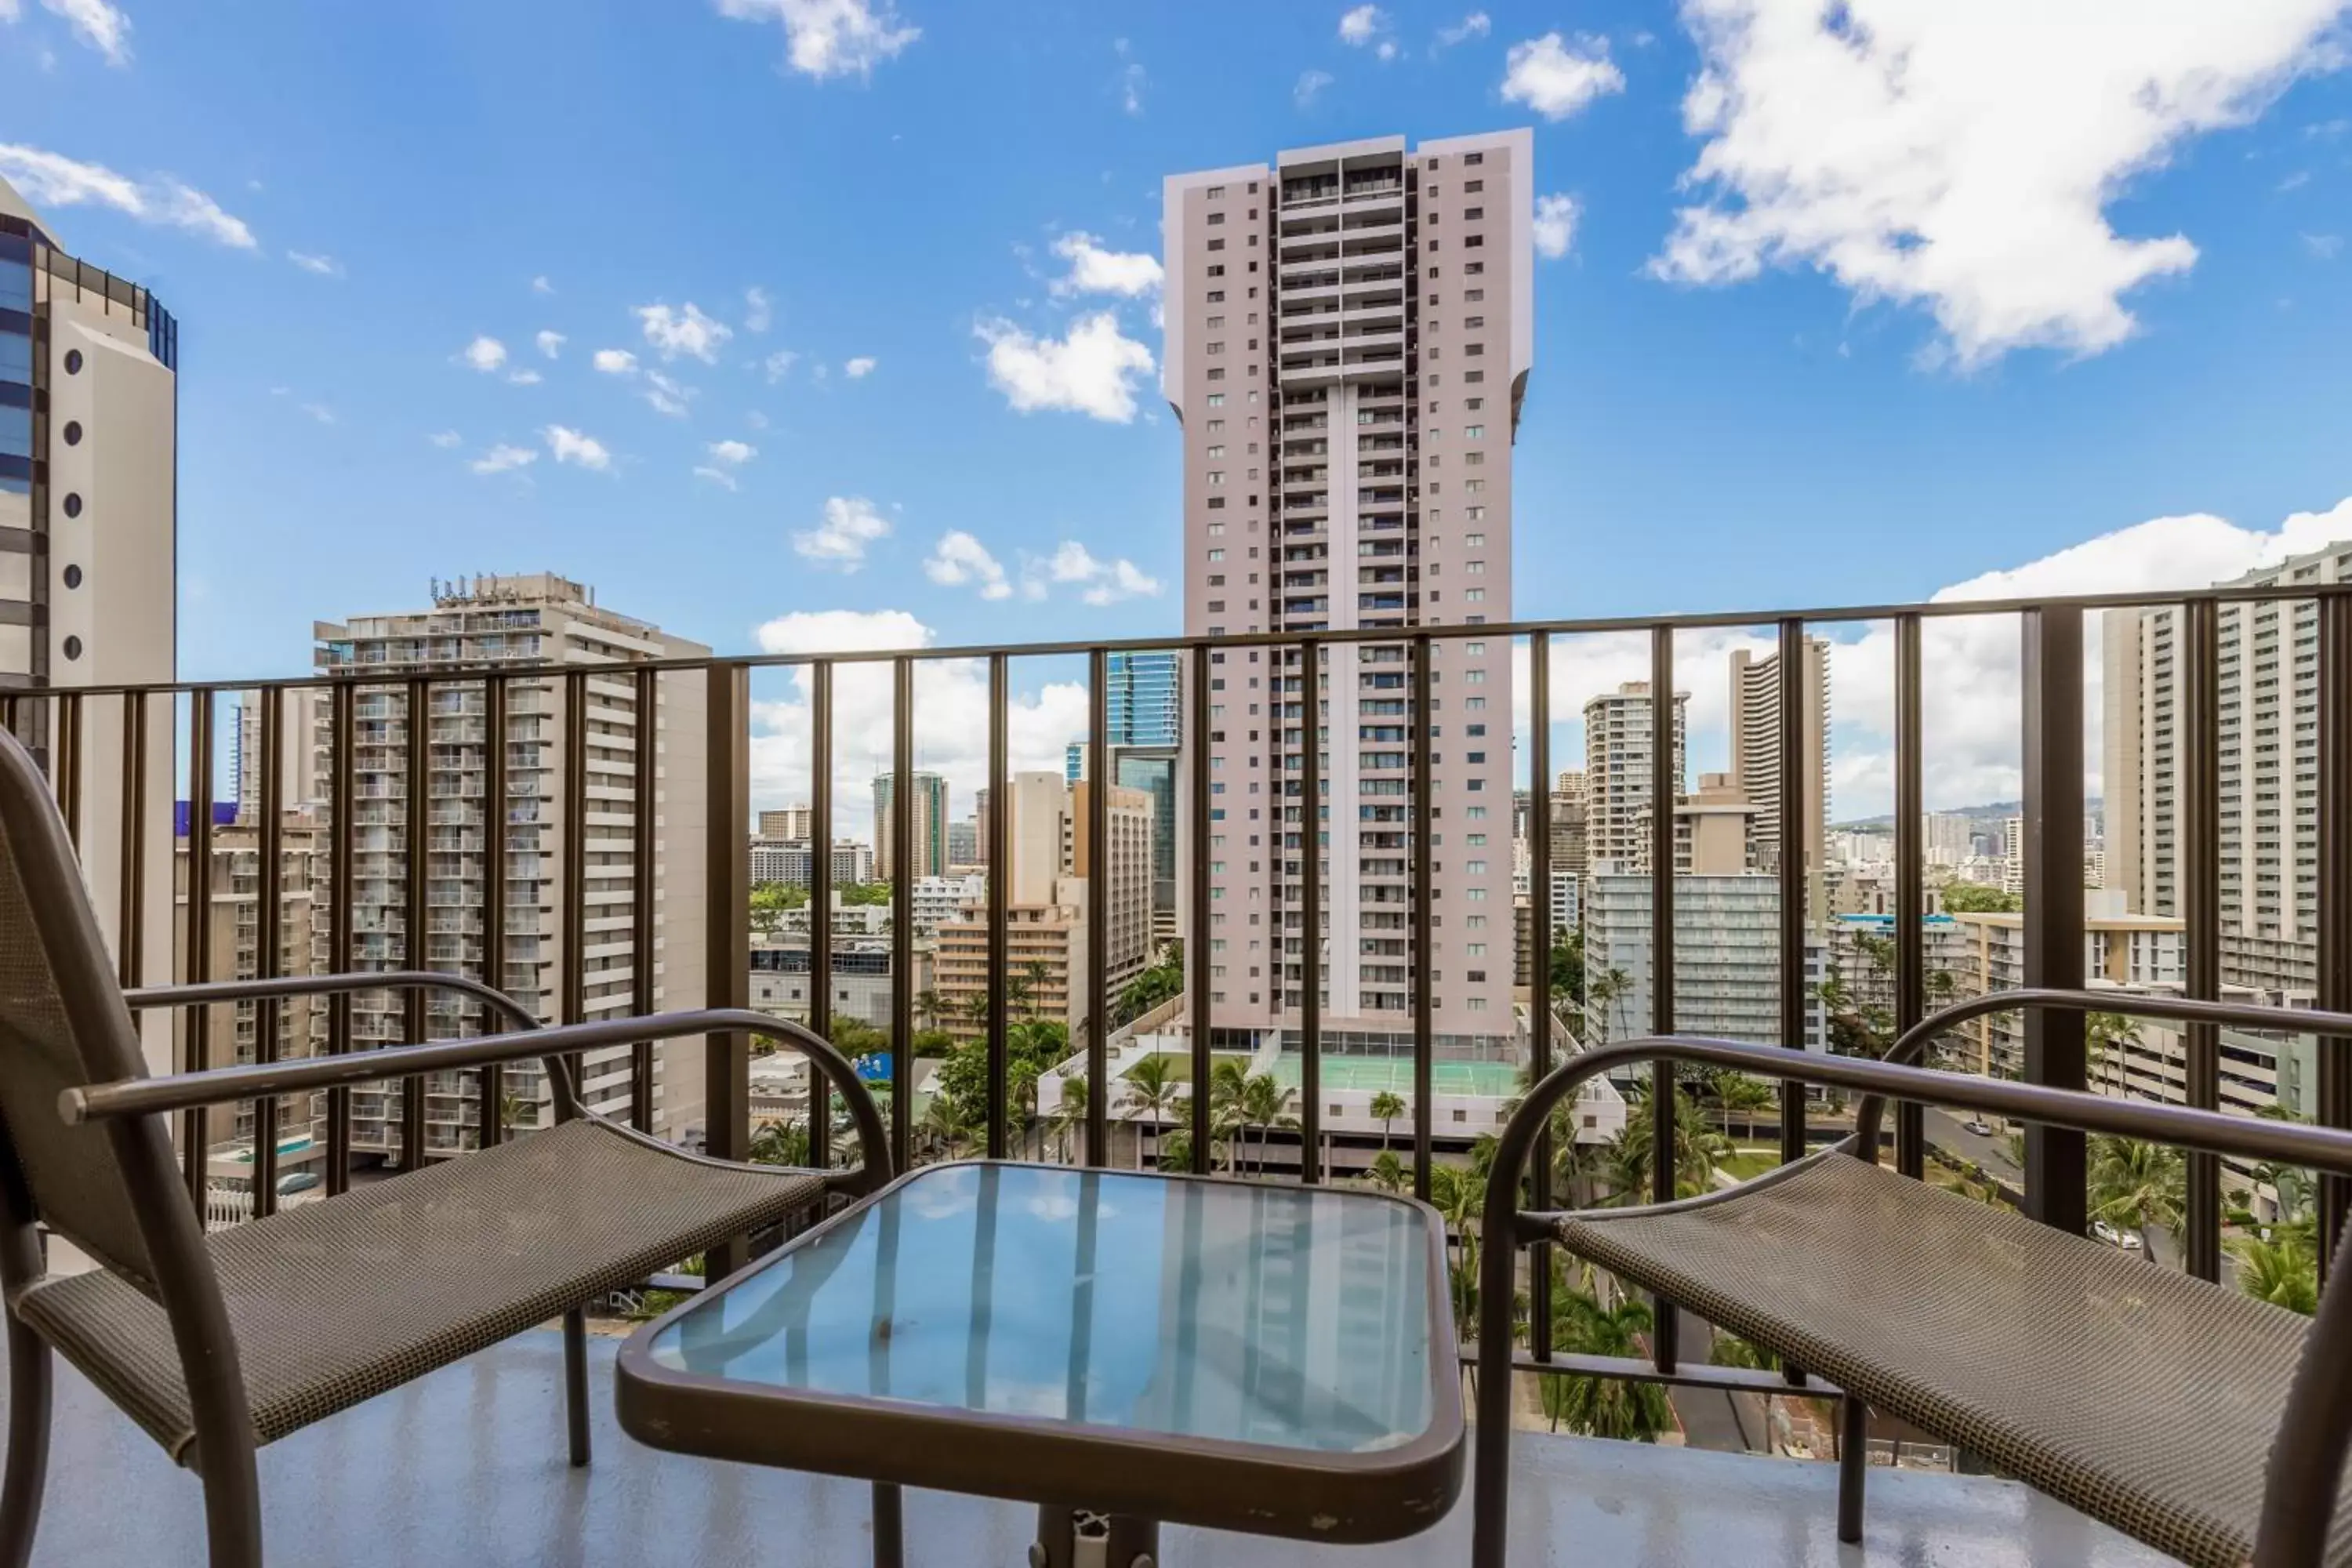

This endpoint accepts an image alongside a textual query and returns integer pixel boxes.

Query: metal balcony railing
[11,583,2352,1435]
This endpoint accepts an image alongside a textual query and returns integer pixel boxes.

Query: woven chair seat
[19,1118,825,1465]
[1554,1149,2347,1568]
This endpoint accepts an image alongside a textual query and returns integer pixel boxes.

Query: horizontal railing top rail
[35,581,2352,698]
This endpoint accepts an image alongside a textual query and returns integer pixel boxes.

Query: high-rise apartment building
[758,805,815,841]
[1549,769,1588,878]
[873,769,948,882]
[2105,542,2352,999]
[1,176,178,1056]
[313,574,710,1153]
[1729,638,1831,886]
[1108,651,1183,748]
[1067,778,1158,999]
[748,837,873,888]
[1166,130,1532,1054]
[1584,682,1688,873]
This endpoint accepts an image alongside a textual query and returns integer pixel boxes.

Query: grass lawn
[1714,1146,1782,1183]
[1118,1050,1250,1083]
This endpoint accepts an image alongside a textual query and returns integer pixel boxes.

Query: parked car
[1962,1118,1994,1136]
[276,1170,323,1196]
[2091,1218,2143,1250]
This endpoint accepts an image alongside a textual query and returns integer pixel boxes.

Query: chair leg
[0,1317,50,1568]
[198,1428,263,1568]
[563,1307,591,1468]
[1836,1394,1868,1545]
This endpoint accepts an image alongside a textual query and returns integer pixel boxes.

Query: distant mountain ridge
[1831,798,2102,832]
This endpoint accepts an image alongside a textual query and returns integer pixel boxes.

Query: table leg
[872,1482,903,1568]
[1031,1505,1161,1568]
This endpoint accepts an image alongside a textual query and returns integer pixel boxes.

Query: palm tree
[2085,1011,2143,1097]
[1021,959,1052,1020]
[2088,1134,2184,1258]
[1426,1162,1488,1324]
[1239,1073,1300,1176]
[1048,1073,1090,1163]
[2234,1231,2318,1315]
[1585,968,1622,1044]
[1157,1124,1192,1173]
[1607,1084,1731,1201]
[1369,1090,1407,1150]
[748,1116,809,1168]
[1125,1052,1183,1168]
[1366,1149,1406,1192]
[1541,1292,1673,1440]
[917,1094,974,1160]
[1714,1074,1776,1141]
[1207,1057,1250,1172]
[913,988,946,1032]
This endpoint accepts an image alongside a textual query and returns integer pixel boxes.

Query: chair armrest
[62,1008,895,1194]
[125,970,540,1033]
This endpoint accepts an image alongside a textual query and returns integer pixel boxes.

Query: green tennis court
[1268,1056,1519,1098]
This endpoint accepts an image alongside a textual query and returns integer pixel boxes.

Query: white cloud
[38,0,129,64]
[693,465,739,491]
[793,495,892,570]
[593,348,638,375]
[1338,4,1385,45]
[535,329,566,358]
[1501,31,1627,121]
[642,369,695,417]
[0,145,256,247]
[1049,231,1164,298]
[1434,11,1490,49]
[763,348,800,383]
[1114,38,1146,114]
[287,251,343,276]
[707,438,757,465]
[924,530,1014,600]
[470,443,538,475]
[541,425,613,471]
[636,301,735,363]
[2304,233,2344,260]
[1651,0,2347,368]
[746,609,1091,838]
[427,430,463,448]
[458,336,508,373]
[506,368,543,386]
[743,286,775,333]
[745,409,771,430]
[975,312,1155,423]
[532,274,555,294]
[1294,68,1334,107]
[2278,169,2314,193]
[843,355,877,379]
[1532,193,1581,260]
[1376,39,1399,60]
[714,0,920,80]
[300,402,335,426]
[1032,540,1163,605]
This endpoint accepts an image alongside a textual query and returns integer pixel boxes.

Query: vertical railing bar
[1189,644,1213,1174]
[325,682,352,1194]
[809,661,834,1171]
[562,669,590,1125]
[118,690,147,996]
[56,691,80,851]
[891,656,915,1174]
[630,668,657,1133]
[253,688,284,1220]
[1300,641,1323,1185]
[482,677,508,1145]
[1410,633,1433,1203]
[1893,615,1925,1177]
[1086,646,1109,1168]
[183,690,215,1202]
[1527,630,1554,1361]
[986,655,1011,1158]
[704,662,752,1276]
[2020,606,2088,1236]
[2182,597,2223,1283]
[2318,597,2352,1277]
[401,676,429,1167]
[1648,626,1679,1372]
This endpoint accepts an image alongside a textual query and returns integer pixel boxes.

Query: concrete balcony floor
[15,1330,2170,1567]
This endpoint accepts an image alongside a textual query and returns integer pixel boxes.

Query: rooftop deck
[21,1329,2164,1568]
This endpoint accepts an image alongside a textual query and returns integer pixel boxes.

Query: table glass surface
[645,1163,1440,1454]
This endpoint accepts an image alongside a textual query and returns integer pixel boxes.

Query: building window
[1208,212,1226,226]
[1206,445,1225,459]
[1465,208,1484,221]
[1465,180,1483,194]
[1205,316,1225,330]
[1207,185,1225,198]
[1464,151,1483,165]
[1206,290,1225,304]
[1206,394,1225,407]
[1207,238,1225,252]
[1465,424,1484,440]
[1465,261,1485,275]
[1207,368,1225,382]
[1206,342,1225,355]
[1207,497,1226,510]
[1207,264,1225,278]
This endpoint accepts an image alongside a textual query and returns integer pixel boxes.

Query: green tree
[1238,1072,1301,1175]
[1365,1149,1406,1192]
[748,1116,808,1168]
[2088,1134,2184,1258]
[749,881,808,936]
[2234,1230,2318,1315]
[1157,1123,1192,1173]
[1541,1291,1674,1440]
[840,881,892,907]
[1369,1090,1407,1150]
[1939,881,2022,914]
[1113,946,1185,1026]
[1711,1074,1777,1140]
[1604,1084,1731,1202]
[1549,927,1586,1007]
[1427,1160,1488,1326]
[920,1093,975,1160]
[1020,959,1053,1020]
[913,988,946,1031]
[911,1027,955,1058]
[2085,1011,2143,1097]
[1125,1052,1184,1168]
[1048,1073,1090,1163]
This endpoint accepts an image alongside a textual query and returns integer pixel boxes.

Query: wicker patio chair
[0,726,894,1567]
[1470,1000,2352,1568]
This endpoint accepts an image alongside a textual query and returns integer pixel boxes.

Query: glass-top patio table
[616,1161,1463,1567]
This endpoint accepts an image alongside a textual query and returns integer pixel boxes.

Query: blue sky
[4,0,2350,818]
